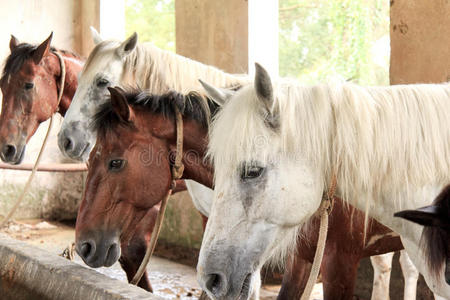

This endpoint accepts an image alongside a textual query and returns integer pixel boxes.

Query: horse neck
[50,51,84,116]
[145,113,213,188]
[179,119,214,188]
[128,44,245,94]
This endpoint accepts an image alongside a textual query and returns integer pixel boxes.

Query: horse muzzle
[197,248,257,300]
[76,234,121,268]
[0,143,26,165]
[58,125,92,161]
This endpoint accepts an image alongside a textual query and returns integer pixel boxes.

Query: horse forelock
[79,41,119,79]
[1,43,36,82]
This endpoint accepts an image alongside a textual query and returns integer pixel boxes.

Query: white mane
[209,80,450,208]
[84,40,246,93]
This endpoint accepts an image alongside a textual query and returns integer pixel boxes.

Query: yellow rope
[300,174,336,300]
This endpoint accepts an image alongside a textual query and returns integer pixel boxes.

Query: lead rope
[0,51,66,228]
[300,174,336,300]
[131,104,184,285]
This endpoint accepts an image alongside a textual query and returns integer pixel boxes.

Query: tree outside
[125,0,389,85]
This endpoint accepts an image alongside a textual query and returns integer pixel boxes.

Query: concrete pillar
[390,0,450,84]
[74,0,100,57]
[175,0,278,76]
[175,0,249,74]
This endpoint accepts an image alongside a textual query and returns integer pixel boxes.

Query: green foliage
[279,0,390,85]
[125,0,389,85]
[125,0,175,52]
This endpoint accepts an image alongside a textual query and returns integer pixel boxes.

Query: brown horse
[0,34,188,292]
[76,87,404,299]
[0,33,78,163]
[395,185,450,285]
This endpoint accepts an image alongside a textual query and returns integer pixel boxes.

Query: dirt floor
[0,219,324,300]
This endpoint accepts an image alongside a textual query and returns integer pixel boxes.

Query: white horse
[58,29,241,161]
[59,30,421,299]
[199,63,450,299]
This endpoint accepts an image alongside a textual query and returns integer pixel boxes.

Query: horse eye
[241,166,264,180]
[96,78,109,88]
[108,159,126,172]
[24,82,34,90]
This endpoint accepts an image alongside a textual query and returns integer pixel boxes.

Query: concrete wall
[0,1,100,221]
[390,0,450,84]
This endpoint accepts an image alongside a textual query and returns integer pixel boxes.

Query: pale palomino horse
[58,30,419,299]
[199,63,450,299]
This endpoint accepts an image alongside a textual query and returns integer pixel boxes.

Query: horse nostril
[3,144,16,159]
[79,241,93,260]
[205,273,225,297]
[63,137,73,152]
[104,242,120,267]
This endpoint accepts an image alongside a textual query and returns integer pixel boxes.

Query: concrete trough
[0,234,162,300]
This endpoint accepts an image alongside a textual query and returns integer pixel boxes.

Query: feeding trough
[0,234,162,300]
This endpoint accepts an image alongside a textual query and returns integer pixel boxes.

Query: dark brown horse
[0,34,187,292]
[76,87,404,299]
[395,185,450,285]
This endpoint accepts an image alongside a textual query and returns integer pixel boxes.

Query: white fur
[201,71,450,298]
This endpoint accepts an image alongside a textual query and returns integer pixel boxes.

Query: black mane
[1,42,79,83]
[92,89,220,134]
[422,184,450,278]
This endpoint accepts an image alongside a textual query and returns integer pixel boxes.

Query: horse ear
[116,32,138,58]
[199,79,234,106]
[33,32,53,64]
[394,205,445,227]
[9,35,19,51]
[254,63,274,112]
[90,26,103,45]
[108,87,133,122]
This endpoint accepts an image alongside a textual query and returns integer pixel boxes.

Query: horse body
[200,64,450,299]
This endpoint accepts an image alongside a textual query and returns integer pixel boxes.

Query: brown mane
[92,89,219,135]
